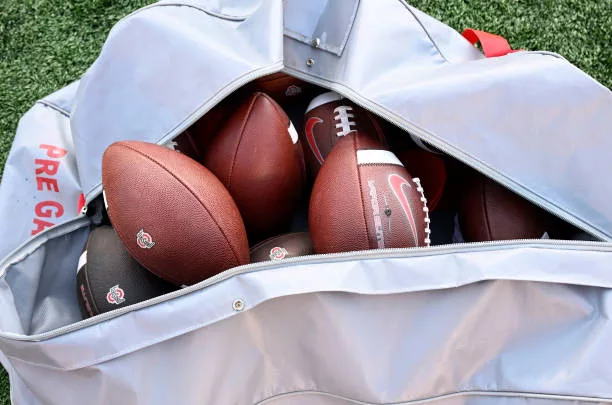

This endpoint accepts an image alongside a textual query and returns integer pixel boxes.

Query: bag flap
[282,0,612,239]
[0,81,82,259]
[1,241,612,404]
[70,0,283,201]
[361,52,612,240]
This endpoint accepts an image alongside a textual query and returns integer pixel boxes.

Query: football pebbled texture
[202,92,306,243]
[76,225,177,318]
[302,91,386,179]
[250,232,314,263]
[458,172,561,242]
[102,140,250,286]
[309,133,431,254]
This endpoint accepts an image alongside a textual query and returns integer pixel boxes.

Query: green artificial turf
[409,0,611,89]
[0,0,609,402]
[0,1,155,401]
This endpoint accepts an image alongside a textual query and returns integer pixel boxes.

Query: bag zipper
[282,65,610,242]
[3,231,612,342]
[3,67,610,340]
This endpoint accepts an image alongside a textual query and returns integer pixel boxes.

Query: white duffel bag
[0,1,611,404]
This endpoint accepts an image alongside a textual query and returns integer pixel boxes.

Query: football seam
[354,137,372,250]
[412,177,431,246]
[357,163,403,167]
[264,92,291,126]
[226,94,261,192]
[114,143,244,269]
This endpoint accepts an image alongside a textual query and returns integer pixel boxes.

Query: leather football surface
[458,173,560,241]
[309,133,431,254]
[76,225,176,318]
[102,140,250,286]
[202,92,306,244]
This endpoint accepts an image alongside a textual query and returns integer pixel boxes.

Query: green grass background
[0,0,609,402]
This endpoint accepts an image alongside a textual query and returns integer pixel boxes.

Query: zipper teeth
[282,66,610,242]
[16,237,612,341]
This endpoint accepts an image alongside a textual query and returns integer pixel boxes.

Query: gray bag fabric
[1,1,611,404]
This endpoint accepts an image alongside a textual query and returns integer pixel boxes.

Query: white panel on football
[305,91,344,112]
[287,121,299,144]
[102,189,109,211]
[356,149,403,167]
[77,251,87,274]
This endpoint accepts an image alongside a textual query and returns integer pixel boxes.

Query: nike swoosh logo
[305,117,325,164]
[388,173,418,246]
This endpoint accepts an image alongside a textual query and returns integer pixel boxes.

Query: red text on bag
[31,144,68,235]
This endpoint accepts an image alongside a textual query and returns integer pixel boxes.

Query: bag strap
[462,28,520,58]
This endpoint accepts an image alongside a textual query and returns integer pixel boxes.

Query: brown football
[165,92,244,161]
[102,141,250,286]
[458,172,562,241]
[202,92,306,243]
[302,91,386,179]
[249,232,314,263]
[77,226,177,318]
[309,133,431,254]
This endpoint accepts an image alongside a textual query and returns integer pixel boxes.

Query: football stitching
[265,92,291,127]
[412,177,431,246]
[114,143,244,273]
[227,94,260,192]
[334,105,357,137]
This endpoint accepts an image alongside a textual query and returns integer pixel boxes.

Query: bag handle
[462,28,520,58]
